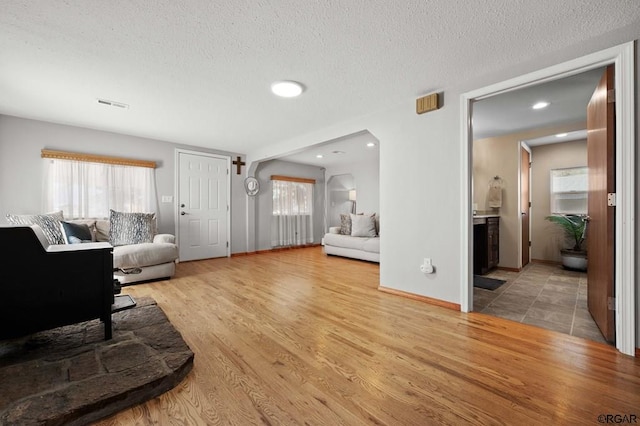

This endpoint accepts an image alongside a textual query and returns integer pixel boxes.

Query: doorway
[175,149,231,261]
[460,42,636,356]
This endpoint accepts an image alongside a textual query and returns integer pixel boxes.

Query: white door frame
[460,42,636,356]
[175,148,231,258]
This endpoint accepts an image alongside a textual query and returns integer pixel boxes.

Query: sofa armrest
[47,242,113,253]
[328,226,341,234]
[154,234,176,244]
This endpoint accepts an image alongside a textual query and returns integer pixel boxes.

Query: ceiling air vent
[97,98,129,109]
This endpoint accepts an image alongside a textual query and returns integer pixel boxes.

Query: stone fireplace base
[0,296,194,425]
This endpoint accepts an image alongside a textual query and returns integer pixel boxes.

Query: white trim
[174,148,232,258]
[613,43,636,357]
[460,41,636,356]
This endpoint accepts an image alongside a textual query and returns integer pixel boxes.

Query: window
[272,180,313,215]
[42,150,157,218]
[550,167,587,214]
[271,176,315,247]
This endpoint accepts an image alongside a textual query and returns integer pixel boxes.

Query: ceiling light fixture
[271,81,304,98]
[316,154,323,159]
[366,142,376,147]
[556,133,568,138]
[532,101,550,110]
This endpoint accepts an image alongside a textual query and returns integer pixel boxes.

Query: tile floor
[473,262,609,345]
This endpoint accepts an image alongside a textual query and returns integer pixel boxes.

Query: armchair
[0,225,115,340]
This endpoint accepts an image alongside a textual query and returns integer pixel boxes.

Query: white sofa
[323,213,380,263]
[6,211,179,285]
[323,230,380,262]
[72,218,179,285]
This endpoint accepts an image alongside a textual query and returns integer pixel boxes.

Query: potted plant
[545,214,587,271]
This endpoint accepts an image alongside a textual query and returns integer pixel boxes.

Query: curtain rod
[41,149,156,169]
[271,175,316,184]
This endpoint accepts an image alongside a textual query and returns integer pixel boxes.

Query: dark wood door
[520,147,530,268]
[587,65,615,343]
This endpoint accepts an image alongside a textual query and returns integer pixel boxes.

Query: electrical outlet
[420,258,434,274]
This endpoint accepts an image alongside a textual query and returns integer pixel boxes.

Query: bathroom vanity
[473,214,499,275]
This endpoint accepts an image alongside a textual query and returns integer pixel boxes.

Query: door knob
[181,211,187,215]
[180,203,185,208]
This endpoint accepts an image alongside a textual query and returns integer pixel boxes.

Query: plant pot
[560,249,587,271]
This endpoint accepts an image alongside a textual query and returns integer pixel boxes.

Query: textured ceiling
[1,1,639,157]
[472,67,605,140]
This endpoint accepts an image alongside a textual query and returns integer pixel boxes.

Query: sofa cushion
[323,233,380,254]
[109,210,156,246]
[339,214,352,235]
[60,221,93,244]
[66,219,98,241]
[362,236,380,253]
[6,211,65,245]
[95,220,110,242]
[113,242,178,269]
[350,213,377,237]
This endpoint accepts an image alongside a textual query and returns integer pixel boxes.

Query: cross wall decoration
[232,156,246,175]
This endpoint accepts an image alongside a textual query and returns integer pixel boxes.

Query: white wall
[326,174,355,229]
[0,115,248,253]
[325,158,380,229]
[253,159,325,251]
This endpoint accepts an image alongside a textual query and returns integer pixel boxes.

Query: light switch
[161,195,173,203]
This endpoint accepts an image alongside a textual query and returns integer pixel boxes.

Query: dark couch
[0,226,115,340]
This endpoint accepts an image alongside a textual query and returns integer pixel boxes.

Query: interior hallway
[473,262,608,345]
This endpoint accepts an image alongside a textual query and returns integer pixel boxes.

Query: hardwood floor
[95,247,640,425]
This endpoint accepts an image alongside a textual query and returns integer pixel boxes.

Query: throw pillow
[340,213,352,235]
[6,211,66,245]
[60,221,93,244]
[350,213,377,237]
[109,210,156,247]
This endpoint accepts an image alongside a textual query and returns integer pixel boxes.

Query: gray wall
[0,115,248,253]
[325,158,380,229]
[326,174,355,229]
[254,159,325,251]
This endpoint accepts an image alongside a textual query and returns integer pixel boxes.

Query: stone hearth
[0,296,194,425]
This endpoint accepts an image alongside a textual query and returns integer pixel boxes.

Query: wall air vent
[97,99,129,109]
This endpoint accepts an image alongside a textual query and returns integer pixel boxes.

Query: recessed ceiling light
[556,133,568,138]
[366,142,376,147]
[532,101,550,110]
[316,154,323,158]
[271,81,304,98]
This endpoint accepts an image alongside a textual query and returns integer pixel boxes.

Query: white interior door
[177,151,229,261]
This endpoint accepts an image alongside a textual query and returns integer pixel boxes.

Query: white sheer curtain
[42,158,157,218]
[271,179,314,247]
